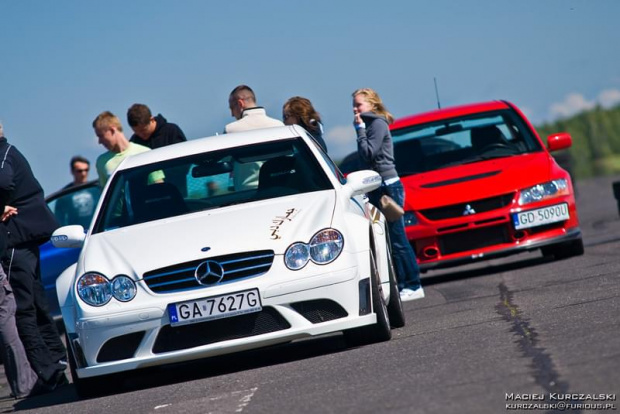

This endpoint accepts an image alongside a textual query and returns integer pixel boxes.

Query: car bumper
[68,261,375,379]
[417,226,582,271]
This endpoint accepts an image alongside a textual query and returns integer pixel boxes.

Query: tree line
[536,104,620,180]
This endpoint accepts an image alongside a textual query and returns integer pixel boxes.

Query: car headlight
[284,229,344,270]
[77,273,112,307]
[518,179,568,205]
[284,242,310,270]
[111,275,137,302]
[309,229,344,264]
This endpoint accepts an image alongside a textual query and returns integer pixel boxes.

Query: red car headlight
[518,179,569,205]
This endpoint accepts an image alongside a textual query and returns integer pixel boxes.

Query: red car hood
[401,152,554,210]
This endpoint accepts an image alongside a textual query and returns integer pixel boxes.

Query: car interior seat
[130,182,188,224]
[470,125,510,152]
[258,156,299,196]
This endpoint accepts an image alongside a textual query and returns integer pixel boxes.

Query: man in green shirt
[92,111,164,187]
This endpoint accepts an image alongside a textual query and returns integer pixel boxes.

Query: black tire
[66,334,122,399]
[386,253,406,328]
[541,237,585,260]
[344,252,392,347]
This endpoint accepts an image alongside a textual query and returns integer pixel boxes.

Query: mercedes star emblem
[194,260,225,286]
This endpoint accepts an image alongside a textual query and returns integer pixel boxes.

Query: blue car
[41,180,102,317]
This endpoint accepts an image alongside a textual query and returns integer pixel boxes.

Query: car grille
[439,225,510,255]
[290,299,348,323]
[419,193,514,221]
[152,307,290,353]
[143,250,274,293]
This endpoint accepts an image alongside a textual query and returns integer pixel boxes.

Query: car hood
[81,191,336,276]
[402,152,553,210]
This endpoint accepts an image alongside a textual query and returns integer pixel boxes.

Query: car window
[47,184,102,228]
[391,109,543,176]
[93,137,334,233]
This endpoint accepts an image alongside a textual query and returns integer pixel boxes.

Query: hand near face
[353,111,363,126]
[352,94,371,126]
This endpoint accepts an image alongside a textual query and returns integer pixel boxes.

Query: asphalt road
[1,175,618,414]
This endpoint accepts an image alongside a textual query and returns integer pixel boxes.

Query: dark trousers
[3,245,66,383]
[368,180,421,291]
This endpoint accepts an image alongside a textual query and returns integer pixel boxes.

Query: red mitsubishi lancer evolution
[387,100,583,270]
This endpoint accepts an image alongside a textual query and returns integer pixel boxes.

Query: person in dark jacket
[127,103,188,194]
[0,124,68,390]
[352,88,424,302]
[282,96,328,153]
[127,103,187,149]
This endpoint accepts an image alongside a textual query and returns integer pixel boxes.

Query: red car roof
[390,100,513,130]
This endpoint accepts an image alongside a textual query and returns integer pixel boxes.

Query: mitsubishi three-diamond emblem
[463,204,476,216]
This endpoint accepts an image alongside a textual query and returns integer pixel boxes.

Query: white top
[224,107,285,189]
[224,107,284,134]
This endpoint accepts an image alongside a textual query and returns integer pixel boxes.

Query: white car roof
[117,125,309,171]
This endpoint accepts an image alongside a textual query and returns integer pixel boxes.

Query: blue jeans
[368,180,421,291]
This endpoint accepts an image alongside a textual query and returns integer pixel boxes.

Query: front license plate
[512,203,570,230]
[168,288,261,327]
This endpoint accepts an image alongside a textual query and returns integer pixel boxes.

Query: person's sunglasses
[74,168,89,173]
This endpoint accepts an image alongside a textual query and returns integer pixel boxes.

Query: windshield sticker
[270,208,299,240]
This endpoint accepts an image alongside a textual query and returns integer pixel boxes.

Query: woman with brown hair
[352,88,424,301]
[282,96,328,153]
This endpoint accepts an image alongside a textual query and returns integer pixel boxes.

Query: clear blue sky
[1,0,618,195]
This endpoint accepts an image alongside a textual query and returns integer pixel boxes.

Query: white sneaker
[400,287,425,302]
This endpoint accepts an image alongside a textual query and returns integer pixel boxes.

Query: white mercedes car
[52,126,405,397]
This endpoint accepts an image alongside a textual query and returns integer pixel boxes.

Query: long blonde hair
[352,88,394,124]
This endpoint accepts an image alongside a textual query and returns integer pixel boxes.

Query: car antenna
[434,77,442,109]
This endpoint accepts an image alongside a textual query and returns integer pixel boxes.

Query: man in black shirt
[127,103,189,194]
[127,103,187,149]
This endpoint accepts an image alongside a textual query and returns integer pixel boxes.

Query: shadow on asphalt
[420,255,553,287]
[12,334,349,409]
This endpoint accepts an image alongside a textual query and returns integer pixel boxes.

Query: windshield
[92,137,333,233]
[391,109,543,176]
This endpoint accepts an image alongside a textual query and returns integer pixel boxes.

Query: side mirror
[547,132,572,152]
[51,225,86,248]
[344,170,381,197]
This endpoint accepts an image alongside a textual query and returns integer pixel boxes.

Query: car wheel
[541,237,585,260]
[344,252,392,346]
[66,334,123,399]
[386,253,405,328]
